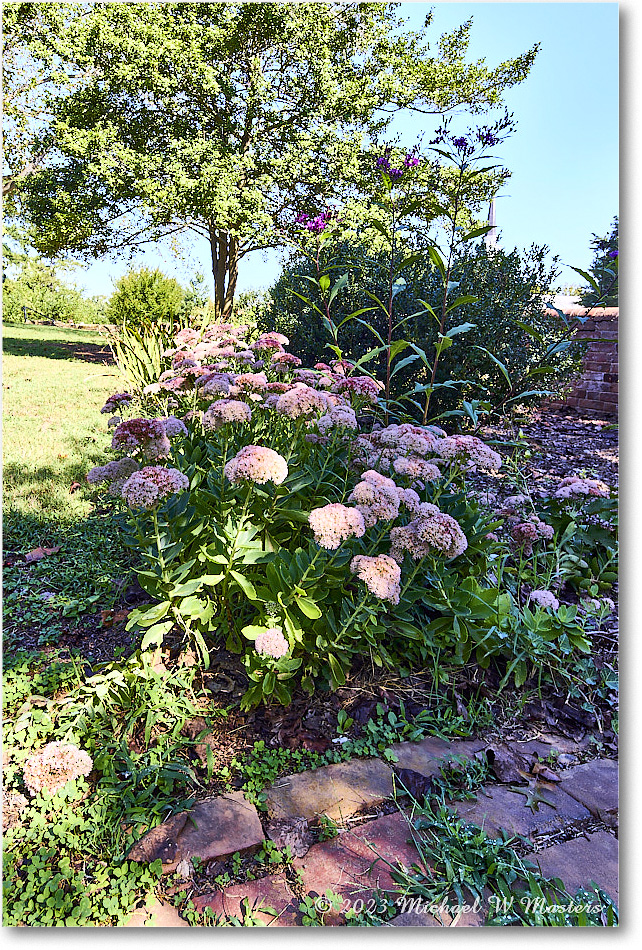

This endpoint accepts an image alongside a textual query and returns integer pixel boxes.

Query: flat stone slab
[265,758,393,822]
[293,812,426,922]
[390,737,487,777]
[194,873,299,926]
[558,758,618,818]
[125,897,189,927]
[128,792,264,873]
[389,903,484,927]
[451,783,590,838]
[534,831,618,906]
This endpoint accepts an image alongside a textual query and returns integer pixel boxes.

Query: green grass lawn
[3,322,136,645]
[3,322,125,542]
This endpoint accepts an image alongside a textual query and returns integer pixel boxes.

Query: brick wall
[546,306,618,417]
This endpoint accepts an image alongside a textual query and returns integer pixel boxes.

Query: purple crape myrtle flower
[387,167,403,181]
[608,249,619,259]
[403,153,420,168]
[376,156,391,170]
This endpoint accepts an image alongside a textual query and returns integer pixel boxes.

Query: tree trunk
[207,222,239,321]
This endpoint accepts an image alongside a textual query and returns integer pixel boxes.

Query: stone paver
[292,812,426,922]
[451,783,590,838]
[265,758,393,822]
[129,792,264,873]
[389,903,484,927]
[558,759,618,819]
[390,736,485,778]
[534,831,618,906]
[125,897,189,927]
[194,873,300,926]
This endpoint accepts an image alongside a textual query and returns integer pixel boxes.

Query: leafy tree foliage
[9,1,539,317]
[578,217,618,308]
[2,225,104,324]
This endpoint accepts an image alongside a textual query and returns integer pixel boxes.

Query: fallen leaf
[392,767,434,801]
[483,742,530,784]
[69,481,82,493]
[531,761,561,783]
[267,817,314,858]
[24,545,60,563]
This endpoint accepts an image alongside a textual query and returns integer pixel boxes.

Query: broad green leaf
[230,571,258,600]
[140,619,173,651]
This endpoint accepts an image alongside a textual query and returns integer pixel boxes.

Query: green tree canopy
[9,1,539,317]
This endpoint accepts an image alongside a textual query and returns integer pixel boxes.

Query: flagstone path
[125,734,618,927]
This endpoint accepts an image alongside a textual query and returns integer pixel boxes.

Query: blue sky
[71,1,619,300]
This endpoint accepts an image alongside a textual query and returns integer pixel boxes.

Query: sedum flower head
[23,741,93,797]
[554,476,611,500]
[275,384,330,419]
[254,626,289,658]
[529,589,560,611]
[308,503,366,549]
[112,418,171,460]
[351,554,401,604]
[121,466,189,510]
[203,399,252,429]
[435,434,502,472]
[224,445,288,485]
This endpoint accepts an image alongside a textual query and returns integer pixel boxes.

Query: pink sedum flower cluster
[553,476,611,500]
[351,554,401,604]
[317,405,358,433]
[112,418,171,460]
[23,741,93,797]
[308,503,366,550]
[348,470,401,527]
[435,434,502,472]
[510,516,554,555]
[121,466,189,509]
[275,384,330,419]
[224,445,288,485]
[529,589,560,611]
[390,503,468,561]
[100,392,133,414]
[254,626,290,658]
[203,399,252,429]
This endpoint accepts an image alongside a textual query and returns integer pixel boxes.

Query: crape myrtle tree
[8,1,539,319]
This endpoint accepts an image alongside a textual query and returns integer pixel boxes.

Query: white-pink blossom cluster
[528,589,560,611]
[351,554,401,604]
[390,505,468,561]
[392,456,442,481]
[112,418,171,460]
[162,416,188,438]
[23,742,93,797]
[271,352,302,370]
[275,384,330,419]
[334,376,383,404]
[510,516,554,555]
[376,423,441,457]
[254,626,290,658]
[203,399,252,429]
[435,434,502,472]
[317,405,358,433]
[224,445,288,485]
[348,470,401,527]
[100,392,133,414]
[553,476,611,500]
[308,503,366,550]
[121,466,189,509]
[198,373,232,397]
[231,371,268,393]
[87,456,139,486]
[252,332,289,352]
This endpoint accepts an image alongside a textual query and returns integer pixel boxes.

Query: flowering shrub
[23,742,93,797]
[88,320,617,705]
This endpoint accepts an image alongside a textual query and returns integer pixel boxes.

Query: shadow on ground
[2,336,114,364]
